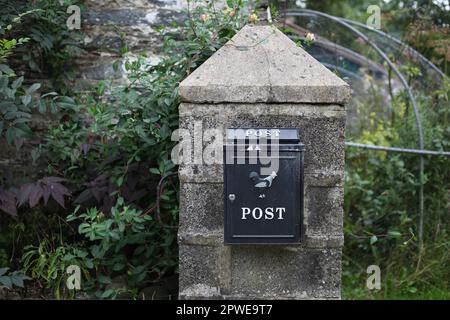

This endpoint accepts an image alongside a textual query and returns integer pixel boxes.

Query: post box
[224,128,305,244]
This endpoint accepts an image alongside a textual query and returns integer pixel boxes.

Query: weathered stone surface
[229,247,341,299]
[75,0,188,83]
[304,187,344,237]
[179,183,224,233]
[305,170,344,187]
[179,25,352,104]
[179,245,220,291]
[178,103,346,183]
[178,244,231,299]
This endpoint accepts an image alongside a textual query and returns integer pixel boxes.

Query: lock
[223,128,305,244]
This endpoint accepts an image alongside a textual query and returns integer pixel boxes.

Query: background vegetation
[0,0,448,299]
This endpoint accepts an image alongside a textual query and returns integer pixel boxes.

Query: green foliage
[0,0,85,92]
[0,267,30,289]
[67,198,175,298]
[343,76,450,298]
[0,5,80,150]
[21,239,88,298]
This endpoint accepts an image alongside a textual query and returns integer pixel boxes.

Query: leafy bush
[67,198,171,298]
[343,78,450,298]
[0,0,85,92]
[22,239,89,299]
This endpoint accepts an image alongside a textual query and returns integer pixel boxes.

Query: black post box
[224,128,305,244]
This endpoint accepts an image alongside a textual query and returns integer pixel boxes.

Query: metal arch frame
[345,142,450,156]
[279,8,445,250]
[341,18,447,80]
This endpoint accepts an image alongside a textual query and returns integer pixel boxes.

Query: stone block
[179,244,231,299]
[229,247,341,299]
[304,187,344,238]
[179,183,224,234]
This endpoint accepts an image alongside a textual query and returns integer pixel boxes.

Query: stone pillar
[177,25,351,299]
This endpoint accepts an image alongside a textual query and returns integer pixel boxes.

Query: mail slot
[224,128,305,244]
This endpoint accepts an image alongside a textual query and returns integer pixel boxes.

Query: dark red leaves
[17,176,71,210]
[0,188,17,216]
[28,184,43,207]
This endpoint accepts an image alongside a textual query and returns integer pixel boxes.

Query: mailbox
[224,128,305,244]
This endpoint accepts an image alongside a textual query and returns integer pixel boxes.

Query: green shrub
[343,78,450,299]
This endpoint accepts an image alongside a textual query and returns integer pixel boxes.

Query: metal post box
[224,128,305,244]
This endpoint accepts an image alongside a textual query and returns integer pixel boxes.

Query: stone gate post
[177,24,351,299]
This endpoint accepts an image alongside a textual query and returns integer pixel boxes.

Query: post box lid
[226,128,300,144]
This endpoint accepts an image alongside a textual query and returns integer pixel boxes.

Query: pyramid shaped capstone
[179,25,352,104]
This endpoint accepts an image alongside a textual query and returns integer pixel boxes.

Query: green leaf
[388,231,402,238]
[98,275,112,285]
[113,263,125,271]
[149,168,160,175]
[38,101,46,113]
[0,267,9,276]
[100,289,114,298]
[85,259,94,269]
[21,95,32,107]
[0,276,12,288]
[27,83,41,94]
[6,127,15,145]
[41,92,58,98]
[0,64,14,75]
[370,235,378,245]
[117,176,124,187]
[11,275,25,288]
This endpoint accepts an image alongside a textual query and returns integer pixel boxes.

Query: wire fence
[280,8,449,251]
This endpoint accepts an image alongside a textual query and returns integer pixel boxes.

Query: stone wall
[78,0,188,87]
